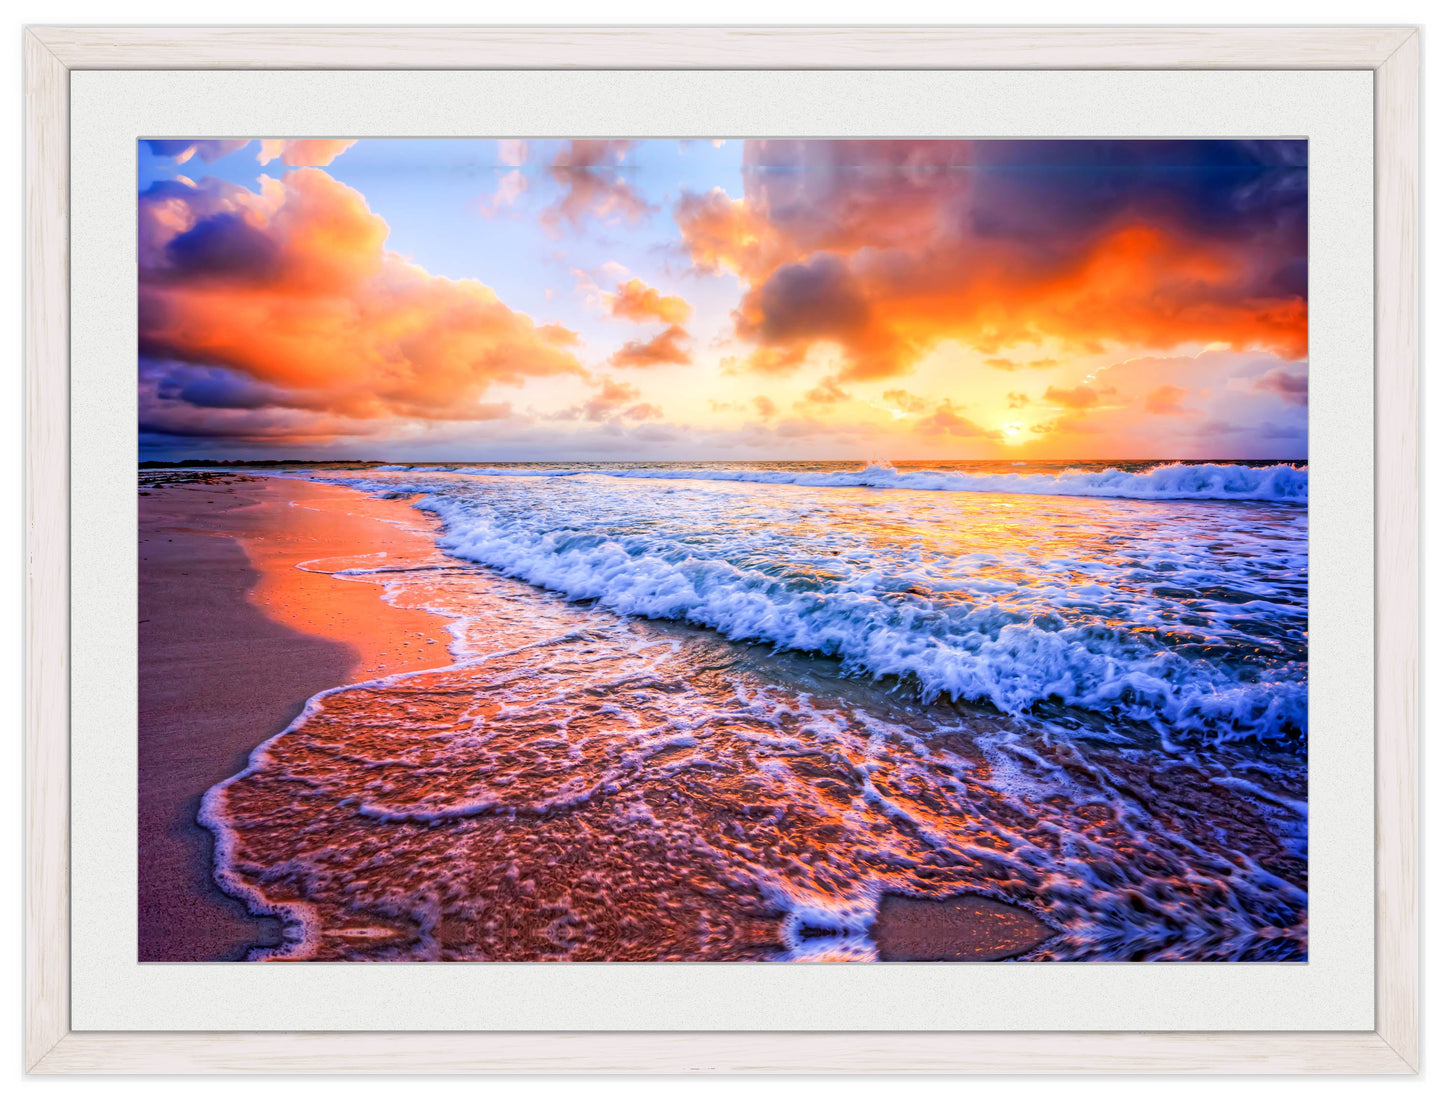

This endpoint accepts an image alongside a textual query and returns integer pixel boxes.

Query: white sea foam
[463,467,586,478]
[452,460,1306,503]
[773,890,882,962]
[400,502,1306,747]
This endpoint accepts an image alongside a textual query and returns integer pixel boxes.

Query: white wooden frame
[23,25,1419,1074]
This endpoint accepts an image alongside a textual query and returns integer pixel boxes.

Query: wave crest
[450,461,1306,503]
[425,497,1305,748]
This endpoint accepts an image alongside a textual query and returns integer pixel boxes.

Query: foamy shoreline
[141,469,1307,963]
[138,473,455,961]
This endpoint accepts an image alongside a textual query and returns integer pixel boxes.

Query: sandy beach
[138,473,454,961]
[139,466,1305,963]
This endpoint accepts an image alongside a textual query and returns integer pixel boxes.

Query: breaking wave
[449,461,1307,503]
[415,494,1306,748]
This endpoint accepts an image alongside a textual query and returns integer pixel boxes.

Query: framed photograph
[25,25,1418,1074]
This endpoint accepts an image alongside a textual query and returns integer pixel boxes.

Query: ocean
[198,459,1308,962]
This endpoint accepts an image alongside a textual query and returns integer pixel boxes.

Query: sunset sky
[138,138,1308,462]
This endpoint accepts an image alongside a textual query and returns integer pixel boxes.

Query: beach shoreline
[138,473,455,961]
[139,466,1302,963]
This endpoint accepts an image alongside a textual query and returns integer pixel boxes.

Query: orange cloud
[581,377,640,421]
[256,139,358,167]
[984,357,1057,371]
[676,140,1308,381]
[536,323,579,346]
[1043,384,1104,410]
[543,140,654,231]
[882,388,928,413]
[915,399,999,438]
[606,278,692,324]
[1031,412,1102,438]
[728,223,1304,382]
[551,377,664,423]
[672,187,792,281]
[609,324,692,368]
[729,346,808,376]
[799,375,849,406]
[139,170,583,429]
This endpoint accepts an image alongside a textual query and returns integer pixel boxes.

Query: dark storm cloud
[678,139,1309,379]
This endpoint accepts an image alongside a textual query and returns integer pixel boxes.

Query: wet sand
[872,893,1055,962]
[138,474,454,961]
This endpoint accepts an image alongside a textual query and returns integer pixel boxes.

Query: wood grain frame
[23,25,1419,1075]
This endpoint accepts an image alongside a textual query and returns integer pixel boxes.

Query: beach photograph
[138,137,1308,963]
